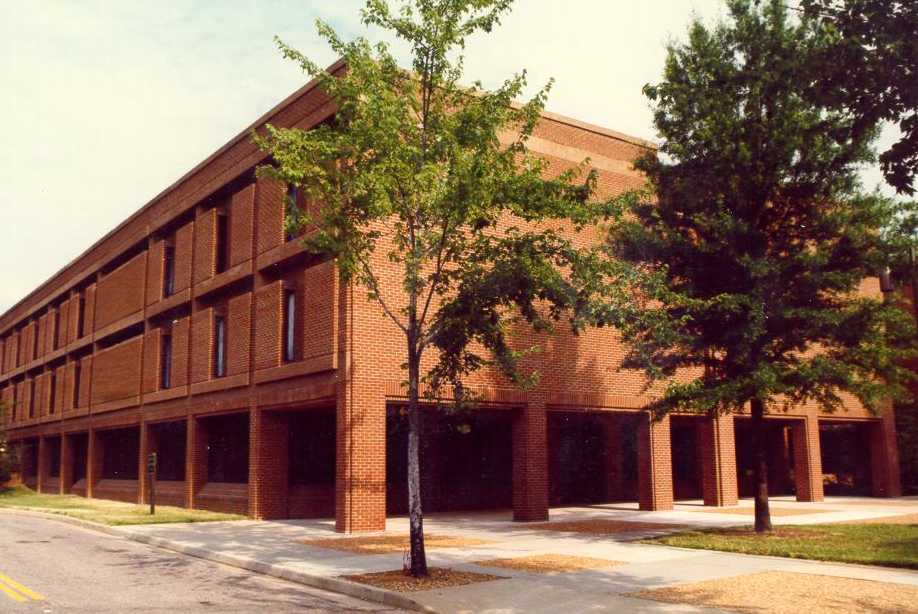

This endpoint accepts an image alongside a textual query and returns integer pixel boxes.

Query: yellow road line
[0,572,44,601]
[0,580,26,603]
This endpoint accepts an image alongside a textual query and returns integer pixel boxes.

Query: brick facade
[0,61,903,531]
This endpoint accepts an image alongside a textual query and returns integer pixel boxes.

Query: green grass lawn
[644,523,918,569]
[0,486,244,526]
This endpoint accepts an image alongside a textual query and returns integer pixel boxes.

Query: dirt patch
[300,534,494,554]
[525,519,687,535]
[475,553,624,574]
[342,567,505,592]
[708,527,829,539]
[829,513,918,525]
[691,506,833,517]
[629,570,918,614]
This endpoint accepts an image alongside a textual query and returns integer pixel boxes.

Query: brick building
[0,62,902,532]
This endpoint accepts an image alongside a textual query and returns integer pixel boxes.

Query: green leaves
[607,0,917,418]
[256,0,609,403]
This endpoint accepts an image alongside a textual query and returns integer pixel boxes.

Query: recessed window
[49,374,56,414]
[77,296,86,339]
[29,380,35,418]
[215,211,229,274]
[53,310,61,350]
[285,185,299,242]
[163,245,176,297]
[73,364,82,408]
[160,334,173,390]
[283,289,297,363]
[213,316,227,378]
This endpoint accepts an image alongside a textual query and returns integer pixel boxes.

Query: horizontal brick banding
[91,337,142,405]
[95,253,147,331]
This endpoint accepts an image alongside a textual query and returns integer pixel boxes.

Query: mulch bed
[690,507,833,517]
[629,570,918,614]
[300,534,494,554]
[342,567,505,592]
[475,553,624,574]
[524,519,687,535]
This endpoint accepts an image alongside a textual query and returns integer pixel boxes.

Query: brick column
[37,437,50,494]
[512,396,549,522]
[249,409,290,519]
[87,429,103,498]
[700,414,738,506]
[603,414,624,502]
[60,434,74,494]
[638,412,673,511]
[186,416,208,509]
[336,382,386,533]
[869,406,902,497]
[792,414,824,502]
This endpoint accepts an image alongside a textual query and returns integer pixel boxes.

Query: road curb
[0,508,436,613]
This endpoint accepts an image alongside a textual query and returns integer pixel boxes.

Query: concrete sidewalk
[112,496,918,614]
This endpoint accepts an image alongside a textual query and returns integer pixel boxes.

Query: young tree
[605,0,915,533]
[800,0,917,195]
[257,0,607,575]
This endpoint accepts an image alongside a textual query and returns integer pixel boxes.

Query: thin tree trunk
[750,397,772,533]
[406,346,428,577]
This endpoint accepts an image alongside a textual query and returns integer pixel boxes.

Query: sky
[0,0,900,314]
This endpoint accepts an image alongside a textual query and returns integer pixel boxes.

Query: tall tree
[605,0,915,532]
[257,0,607,575]
[800,0,918,195]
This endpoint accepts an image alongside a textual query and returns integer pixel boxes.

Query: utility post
[146,452,156,515]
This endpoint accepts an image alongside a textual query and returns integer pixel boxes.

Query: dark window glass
[283,290,297,363]
[71,434,88,482]
[32,325,39,358]
[216,213,229,274]
[163,246,176,297]
[214,316,226,378]
[53,310,61,349]
[160,334,172,389]
[101,428,140,480]
[48,374,56,414]
[206,413,249,483]
[77,297,86,338]
[49,438,61,477]
[285,185,298,242]
[289,411,335,485]
[73,364,81,407]
[29,380,35,418]
[152,421,186,481]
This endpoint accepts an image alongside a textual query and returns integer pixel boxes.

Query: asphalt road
[0,513,403,613]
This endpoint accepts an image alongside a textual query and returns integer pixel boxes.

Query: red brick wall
[638,414,674,510]
[146,240,164,306]
[57,300,70,349]
[229,184,255,267]
[82,284,97,336]
[21,322,35,365]
[249,409,289,519]
[255,177,284,255]
[91,337,142,405]
[700,415,738,506]
[36,314,48,359]
[190,309,214,384]
[300,262,337,362]
[53,366,66,414]
[95,253,147,331]
[174,221,194,293]
[193,209,216,285]
[227,293,251,376]
[141,328,162,394]
[77,356,93,409]
[62,362,75,412]
[171,316,190,388]
[254,282,282,371]
[793,414,824,502]
[45,309,57,355]
[67,296,81,344]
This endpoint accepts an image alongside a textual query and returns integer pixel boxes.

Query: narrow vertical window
[73,364,82,408]
[285,185,299,242]
[214,316,226,378]
[77,296,86,339]
[32,323,39,359]
[163,245,176,297]
[29,380,35,418]
[283,289,297,362]
[49,373,56,414]
[160,334,172,389]
[53,310,61,349]
[215,211,229,274]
